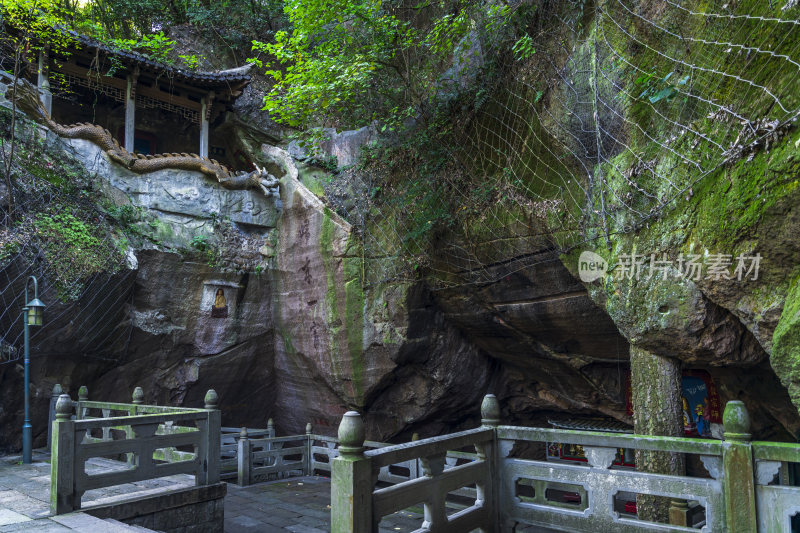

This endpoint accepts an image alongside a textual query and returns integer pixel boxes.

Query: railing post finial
[240,426,248,440]
[52,383,62,397]
[481,394,501,427]
[723,400,751,441]
[332,411,372,532]
[306,422,313,435]
[132,386,144,405]
[720,400,757,531]
[55,394,73,420]
[204,389,219,410]
[338,411,365,456]
[78,385,88,401]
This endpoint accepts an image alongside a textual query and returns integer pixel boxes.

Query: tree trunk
[630,345,685,523]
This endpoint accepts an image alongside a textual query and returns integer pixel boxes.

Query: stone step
[49,512,146,532]
[104,518,158,532]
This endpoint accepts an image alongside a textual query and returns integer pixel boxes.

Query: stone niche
[194,280,244,355]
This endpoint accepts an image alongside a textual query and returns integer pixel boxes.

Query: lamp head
[25,297,45,326]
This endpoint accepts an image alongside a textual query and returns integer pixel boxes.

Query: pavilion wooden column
[37,49,51,116]
[200,92,214,158]
[630,345,685,523]
[124,68,138,153]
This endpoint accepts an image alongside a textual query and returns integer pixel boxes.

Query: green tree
[0,0,73,219]
[251,0,520,131]
[71,0,284,64]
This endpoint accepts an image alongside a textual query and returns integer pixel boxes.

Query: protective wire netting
[328,0,800,289]
[0,110,136,366]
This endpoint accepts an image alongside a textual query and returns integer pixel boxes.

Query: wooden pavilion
[32,32,253,169]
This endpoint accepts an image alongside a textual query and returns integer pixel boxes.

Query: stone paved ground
[224,476,428,533]
[1,453,540,532]
[223,476,548,533]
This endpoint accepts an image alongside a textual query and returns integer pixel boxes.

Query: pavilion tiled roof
[547,417,633,434]
[66,31,252,89]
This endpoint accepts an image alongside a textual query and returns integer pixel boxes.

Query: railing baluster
[238,427,250,486]
[332,411,373,533]
[721,400,757,533]
[478,394,500,533]
[47,383,62,452]
[51,393,76,515]
[203,389,221,485]
[420,452,447,528]
[305,422,313,475]
[127,387,143,464]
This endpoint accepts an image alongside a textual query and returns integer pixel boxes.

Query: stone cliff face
[558,124,800,440]
[3,7,800,452]
[2,113,798,452]
[268,146,496,438]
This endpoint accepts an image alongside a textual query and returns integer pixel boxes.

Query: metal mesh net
[0,111,136,365]
[325,0,800,289]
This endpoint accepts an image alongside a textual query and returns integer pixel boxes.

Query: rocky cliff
[2,0,800,453]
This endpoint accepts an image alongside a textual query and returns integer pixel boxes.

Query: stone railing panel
[238,433,308,485]
[330,394,800,533]
[332,409,496,533]
[499,455,722,532]
[50,387,221,515]
[752,441,800,532]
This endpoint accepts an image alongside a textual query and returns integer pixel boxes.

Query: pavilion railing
[331,395,800,533]
[220,423,274,480]
[49,386,221,515]
[232,423,480,491]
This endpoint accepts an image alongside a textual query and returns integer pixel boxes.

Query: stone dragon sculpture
[8,78,280,197]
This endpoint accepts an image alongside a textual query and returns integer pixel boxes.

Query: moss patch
[772,276,800,414]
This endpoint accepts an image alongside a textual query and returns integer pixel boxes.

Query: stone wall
[86,483,226,533]
[62,138,280,248]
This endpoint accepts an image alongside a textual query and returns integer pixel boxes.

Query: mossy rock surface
[772,277,800,413]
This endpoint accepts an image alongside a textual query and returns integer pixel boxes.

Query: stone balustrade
[49,385,221,515]
[220,420,275,480]
[331,395,800,533]
[233,422,478,491]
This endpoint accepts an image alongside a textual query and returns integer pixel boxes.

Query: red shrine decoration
[625,369,722,437]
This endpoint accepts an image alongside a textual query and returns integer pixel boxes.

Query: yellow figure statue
[211,288,228,318]
[682,397,691,427]
[214,288,226,308]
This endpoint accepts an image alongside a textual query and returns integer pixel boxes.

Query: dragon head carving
[250,165,281,197]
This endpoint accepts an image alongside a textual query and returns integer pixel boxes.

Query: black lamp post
[22,276,45,464]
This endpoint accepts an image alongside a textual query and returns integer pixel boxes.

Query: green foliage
[0,0,76,71]
[251,0,530,130]
[178,53,204,70]
[106,204,141,226]
[512,34,535,61]
[188,233,220,267]
[37,212,101,250]
[35,211,122,300]
[138,31,175,62]
[71,0,285,52]
[109,31,175,63]
[0,233,21,264]
[309,153,339,172]
[190,234,209,252]
[635,70,690,104]
[0,0,76,218]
